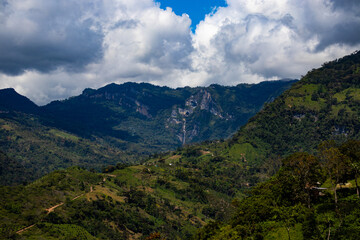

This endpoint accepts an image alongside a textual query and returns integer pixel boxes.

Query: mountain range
[0,80,295,184]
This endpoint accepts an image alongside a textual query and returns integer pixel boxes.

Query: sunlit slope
[224,51,360,167]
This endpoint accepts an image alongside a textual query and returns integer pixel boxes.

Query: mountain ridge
[0,80,296,185]
[40,80,296,144]
[0,88,39,113]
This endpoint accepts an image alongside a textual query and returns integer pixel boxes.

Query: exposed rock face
[199,90,230,119]
[86,90,153,118]
[185,97,198,109]
[200,90,212,110]
[135,100,152,118]
[167,90,230,144]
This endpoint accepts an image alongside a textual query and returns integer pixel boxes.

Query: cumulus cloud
[0,0,193,104]
[0,0,104,75]
[191,0,360,85]
[0,0,359,105]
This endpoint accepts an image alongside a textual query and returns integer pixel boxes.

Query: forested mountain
[193,50,360,239]
[0,80,295,184]
[41,80,295,149]
[0,88,38,113]
[221,50,360,168]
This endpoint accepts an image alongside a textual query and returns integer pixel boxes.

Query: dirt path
[72,193,84,201]
[17,190,91,235]
[46,202,64,213]
[45,193,85,213]
[16,224,36,234]
[106,174,117,178]
[17,175,116,235]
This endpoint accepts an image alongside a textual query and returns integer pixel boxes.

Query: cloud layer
[0,0,360,104]
[0,0,103,75]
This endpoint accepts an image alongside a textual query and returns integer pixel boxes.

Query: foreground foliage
[194,140,360,240]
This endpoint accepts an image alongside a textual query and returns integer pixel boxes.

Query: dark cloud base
[0,1,104,76]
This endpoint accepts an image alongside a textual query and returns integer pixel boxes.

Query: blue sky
[156,0,227,30]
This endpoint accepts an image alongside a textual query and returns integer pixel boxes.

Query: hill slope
[194,140,360,240]
[223,50,360,168]
[0,158,241,239]
[0,112,125,184]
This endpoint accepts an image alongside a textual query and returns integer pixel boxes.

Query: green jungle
[1,50,360,239]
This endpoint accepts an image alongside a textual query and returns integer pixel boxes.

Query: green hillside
[2,139,360,240]
[0,150,30,186]
[0,151,245,239]
[223,51,360,167]
[0,113,125,184]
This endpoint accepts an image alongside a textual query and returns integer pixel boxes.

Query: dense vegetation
[2,139,360,239]
[0,141,260,239]
[194,139,360,240]
[0,113,124,184]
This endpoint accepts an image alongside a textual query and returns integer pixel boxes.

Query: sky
[156,0,227,31]
[0,0,360,105]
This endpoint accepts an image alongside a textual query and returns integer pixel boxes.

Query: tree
[281,152,323,208]
[302,211,320,240]
[273,205,303,240]
[318,141,350,205]
[340,140,360,198]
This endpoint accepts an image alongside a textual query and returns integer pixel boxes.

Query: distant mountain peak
[0,88,38,113]
[0,88,20,96]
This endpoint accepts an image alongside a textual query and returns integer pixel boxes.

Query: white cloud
[0,0,104,75]
[0,0,359,105]
[190,0,360,86]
